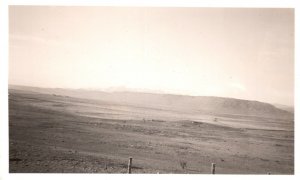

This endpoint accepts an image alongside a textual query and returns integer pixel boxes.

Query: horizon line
[8,83,294,107]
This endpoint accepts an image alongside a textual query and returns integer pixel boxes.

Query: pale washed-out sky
[9,6,294,106]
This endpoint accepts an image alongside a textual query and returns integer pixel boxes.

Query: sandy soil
[9,90,294,174]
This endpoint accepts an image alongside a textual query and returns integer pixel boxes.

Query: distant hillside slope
[9,85,293,120]
[273,103,294,113]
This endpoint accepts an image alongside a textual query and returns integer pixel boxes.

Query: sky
[9,6,294,106]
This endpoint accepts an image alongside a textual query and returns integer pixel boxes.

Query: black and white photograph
[1,1,298,177]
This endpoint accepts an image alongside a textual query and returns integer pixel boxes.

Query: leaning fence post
[211,163,216,174]
[128,157,133,174]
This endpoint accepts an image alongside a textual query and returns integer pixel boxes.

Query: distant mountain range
[9,85,294,120]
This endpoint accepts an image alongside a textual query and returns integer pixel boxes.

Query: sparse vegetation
[179,161,187,170]
[9,88,294,174]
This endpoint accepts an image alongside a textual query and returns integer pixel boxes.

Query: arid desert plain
[9,85,294,174]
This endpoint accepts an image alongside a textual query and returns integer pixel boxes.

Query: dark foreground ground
[9,89,294,174]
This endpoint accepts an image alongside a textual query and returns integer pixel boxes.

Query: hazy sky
[9,6,294,106]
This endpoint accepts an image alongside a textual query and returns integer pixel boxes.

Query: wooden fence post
[211,163,216,174]
[128,157,133,174]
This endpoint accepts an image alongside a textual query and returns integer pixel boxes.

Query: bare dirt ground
[9,89,294,174]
